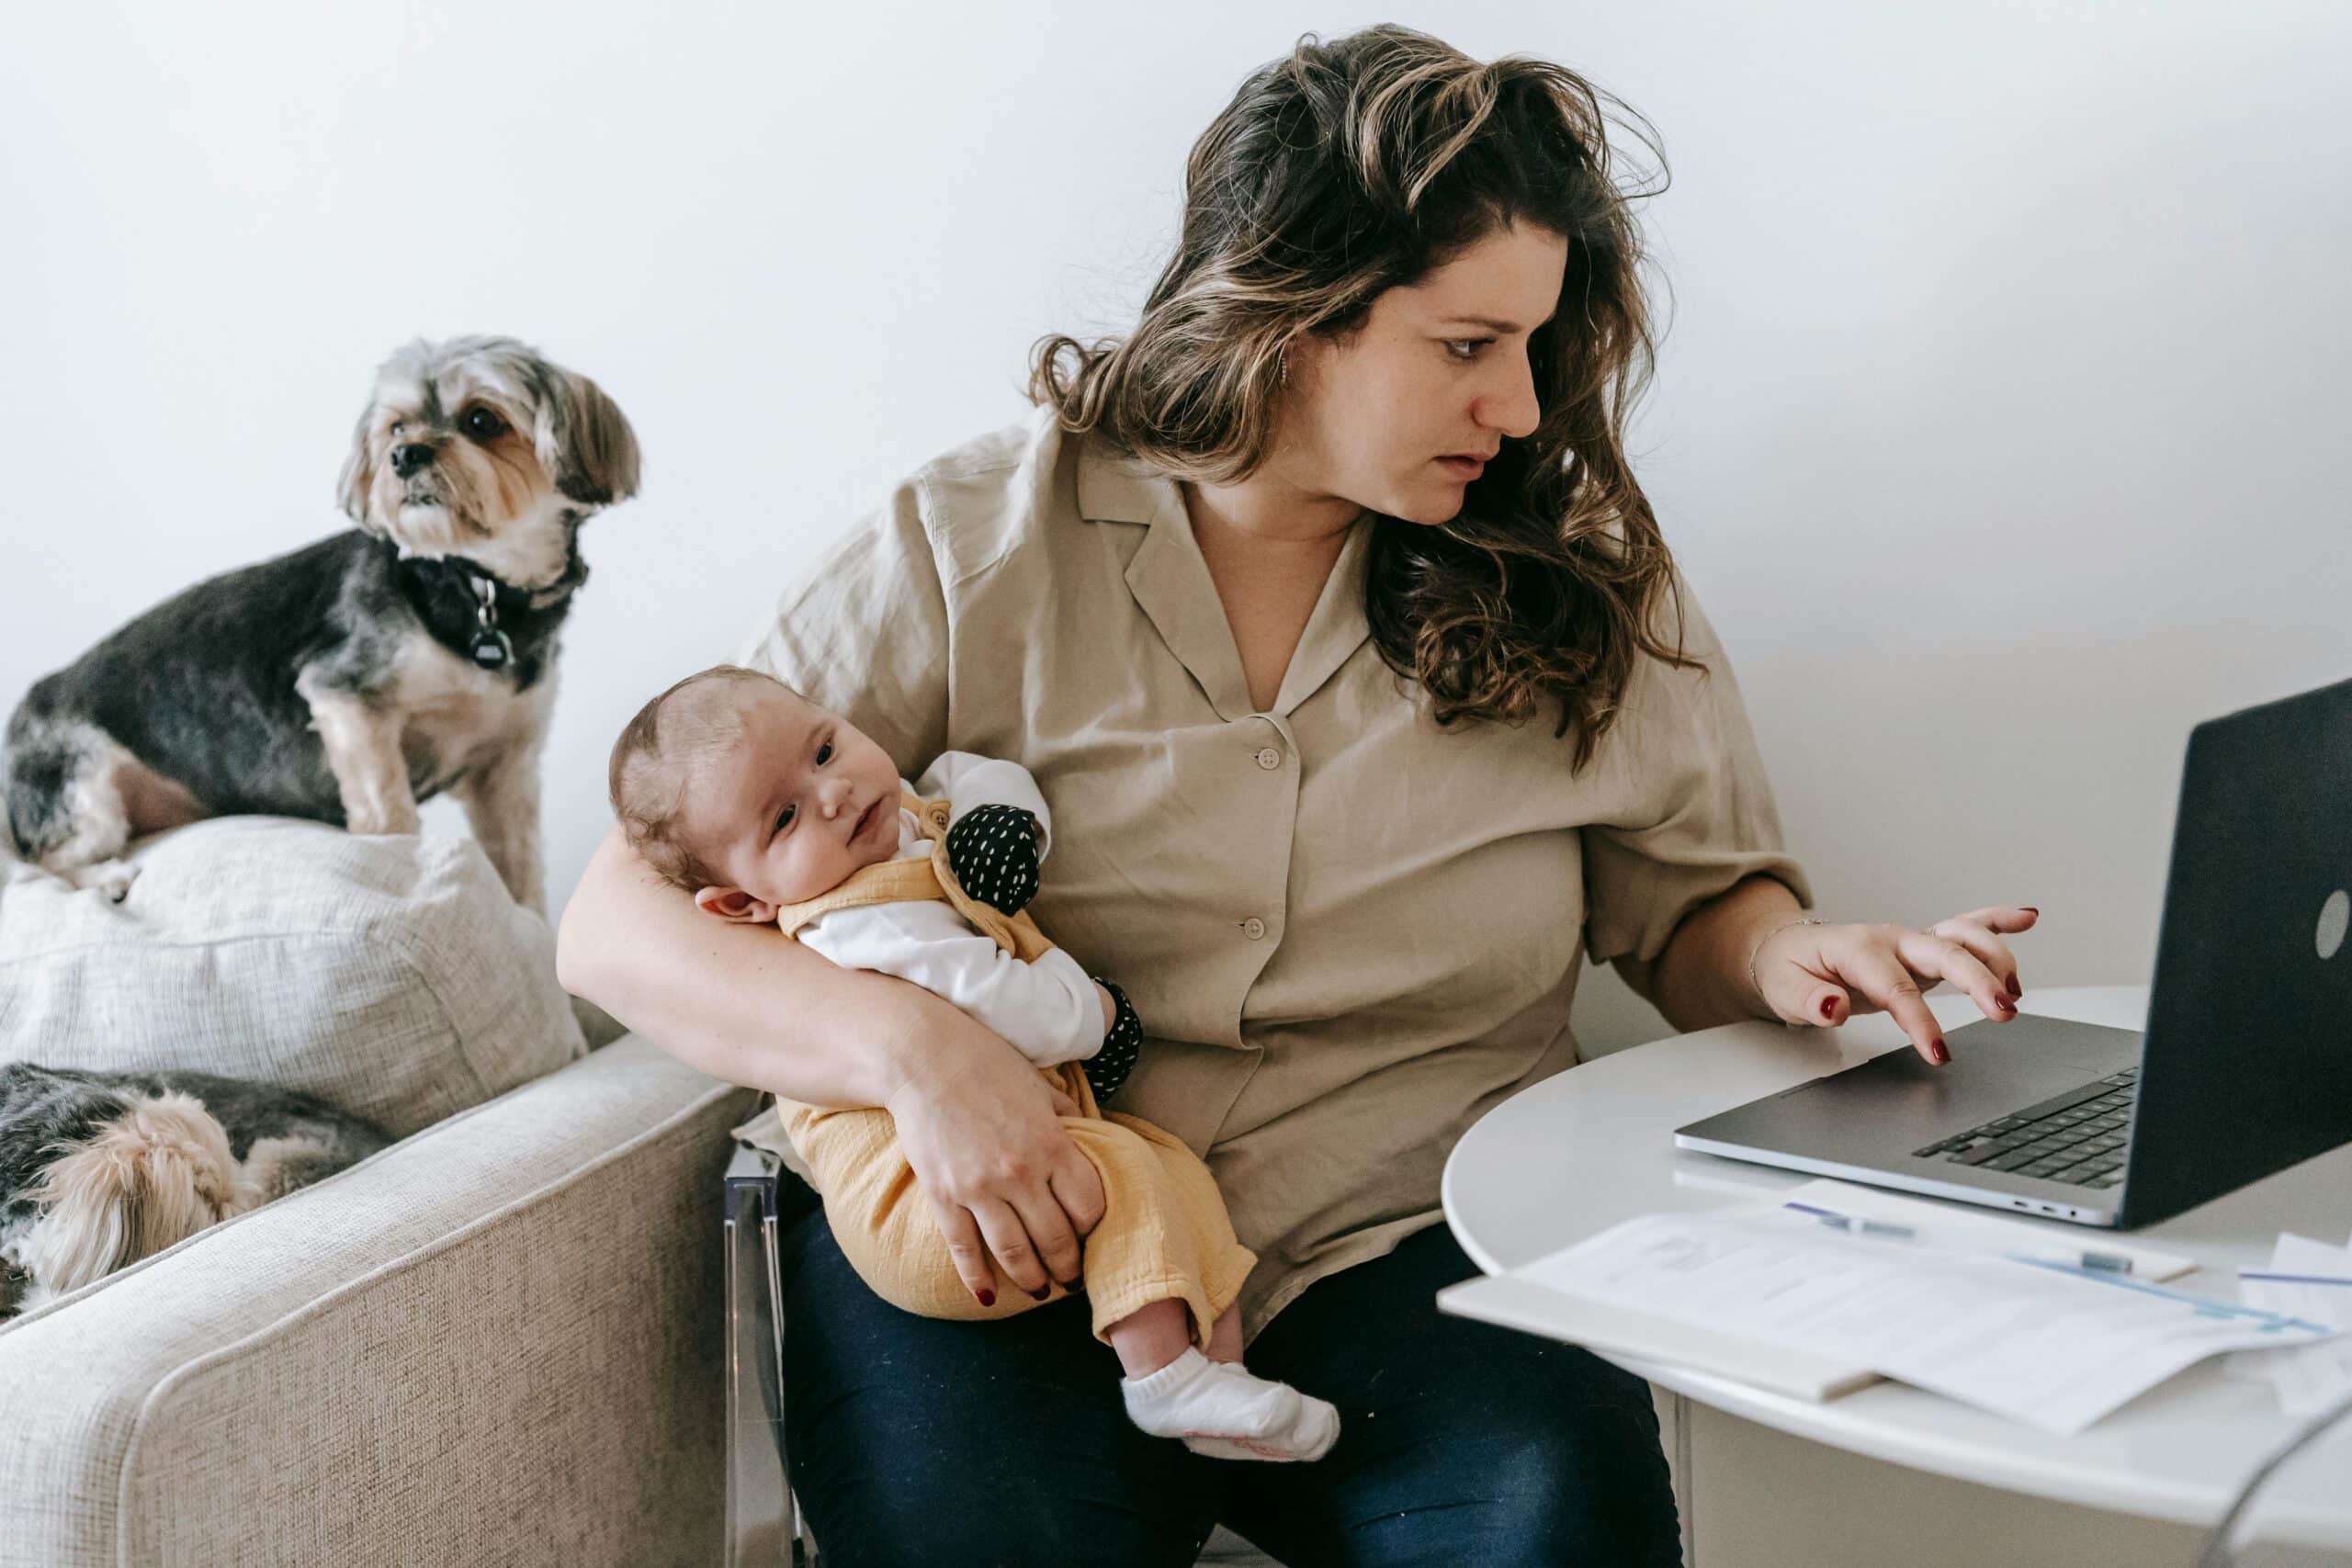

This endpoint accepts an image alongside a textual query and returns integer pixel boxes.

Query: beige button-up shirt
[741,411,1813,1342]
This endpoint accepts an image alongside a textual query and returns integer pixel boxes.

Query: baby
[608,664,1339,1462]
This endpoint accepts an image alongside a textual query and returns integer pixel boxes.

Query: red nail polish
[1929,1038,1950,1065]
[977,1289,996,1307]
[1820,997,1838,1021]
[1031,1286,1052,1302]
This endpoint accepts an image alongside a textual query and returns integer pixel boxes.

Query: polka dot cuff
[1089,976,1143,1102]
[944,803,1042,916]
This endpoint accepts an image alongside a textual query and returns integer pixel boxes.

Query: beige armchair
[0,1037,755,1567]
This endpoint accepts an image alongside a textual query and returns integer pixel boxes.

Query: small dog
[0,1062,390,1316]
[1,335,640,909]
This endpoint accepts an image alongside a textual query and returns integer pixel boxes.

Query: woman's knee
[1413,1350,1679,1562]
[1474,1405,1681,1564]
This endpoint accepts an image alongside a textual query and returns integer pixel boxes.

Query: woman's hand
[1751,906,2041,1065]
[885,1004,1105,1305]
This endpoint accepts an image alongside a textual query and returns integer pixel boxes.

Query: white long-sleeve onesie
[794,751,1105,1069]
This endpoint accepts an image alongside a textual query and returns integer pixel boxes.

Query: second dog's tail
[19,1091,246,1304]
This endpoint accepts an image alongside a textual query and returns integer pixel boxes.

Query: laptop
[1674,675,2352,1229]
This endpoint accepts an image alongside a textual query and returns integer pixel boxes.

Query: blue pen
[1781,1200,2138,1276]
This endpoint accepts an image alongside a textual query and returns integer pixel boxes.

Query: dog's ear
[335,401,382,532]
[534,367,641,508]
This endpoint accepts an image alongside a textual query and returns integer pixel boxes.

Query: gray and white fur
[0,1062,390,1316]
[0,335,640,908]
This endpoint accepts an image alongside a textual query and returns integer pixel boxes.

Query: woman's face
[1279,221,1568,526]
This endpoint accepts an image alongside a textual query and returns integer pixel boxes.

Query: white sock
[1120,1348,1340,1462]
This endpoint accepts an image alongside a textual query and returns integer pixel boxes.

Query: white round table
[1441,985,2352,1551]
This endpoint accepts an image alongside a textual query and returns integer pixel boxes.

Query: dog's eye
[460,407,506,442]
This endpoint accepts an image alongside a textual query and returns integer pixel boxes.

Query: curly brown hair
[1030,24,1699,769]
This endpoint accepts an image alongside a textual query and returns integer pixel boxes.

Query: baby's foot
[1120,1348,1340,1462]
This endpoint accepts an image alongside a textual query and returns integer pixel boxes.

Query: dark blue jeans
[773,1175,1683,1566]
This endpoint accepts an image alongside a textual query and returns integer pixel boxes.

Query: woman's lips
[1436,455,1486,480]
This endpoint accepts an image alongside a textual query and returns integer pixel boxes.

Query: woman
[560,25,2035,1564]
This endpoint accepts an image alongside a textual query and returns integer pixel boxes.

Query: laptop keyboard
[1911,1066,2138,1190]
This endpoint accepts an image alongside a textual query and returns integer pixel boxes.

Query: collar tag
[469,574,514,670]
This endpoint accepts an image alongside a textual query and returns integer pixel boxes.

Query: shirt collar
[1079,437,1374,720]
[1074,438,1179,528]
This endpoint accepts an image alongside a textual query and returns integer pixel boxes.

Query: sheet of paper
[2233,1233,2352,1416]
[1519,1210,2338,1435]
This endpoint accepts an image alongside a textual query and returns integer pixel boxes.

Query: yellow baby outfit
[740,789,1257,1349]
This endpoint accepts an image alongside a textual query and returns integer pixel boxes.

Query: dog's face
[336,335,640,588]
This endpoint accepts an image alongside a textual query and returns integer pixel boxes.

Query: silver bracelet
[1747,914,1826,998]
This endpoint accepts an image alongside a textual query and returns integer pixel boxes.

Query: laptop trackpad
[1689,1013,2143,1153]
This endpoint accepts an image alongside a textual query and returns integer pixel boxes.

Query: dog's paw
[47,858,140,903]
[89,862,140,904]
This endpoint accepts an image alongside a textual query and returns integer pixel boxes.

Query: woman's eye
[1444,339,1488,362]
[816,741,834,766]
[460,407,506,441]
[775,804,796,834]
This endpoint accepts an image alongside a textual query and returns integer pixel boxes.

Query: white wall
[5,0,2346,1053]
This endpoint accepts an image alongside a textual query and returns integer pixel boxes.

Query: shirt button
[1254,746,1282,771]
[1242,917,1267,941]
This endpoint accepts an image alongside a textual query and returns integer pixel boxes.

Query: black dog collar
[390,517,589,677]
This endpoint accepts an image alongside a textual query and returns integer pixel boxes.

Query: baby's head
[607,665,904,921]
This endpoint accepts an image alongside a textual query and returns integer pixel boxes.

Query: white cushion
[0,817,583,1140]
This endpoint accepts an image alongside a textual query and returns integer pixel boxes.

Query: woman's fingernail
[977,1289,996,1307]
[1030,1286,1051,1302]
[1929,1038,1951,1065]
[2022,907,2039,916]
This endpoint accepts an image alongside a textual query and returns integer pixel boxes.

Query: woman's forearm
[1646,872,1805,1032]
[556,823,945,1108]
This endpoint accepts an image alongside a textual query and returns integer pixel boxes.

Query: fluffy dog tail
[19,1091,246,1303]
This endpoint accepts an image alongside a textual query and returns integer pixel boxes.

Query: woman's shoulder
[899,409,1102,586]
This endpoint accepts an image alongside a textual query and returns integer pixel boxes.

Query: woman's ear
[694,886,778,924]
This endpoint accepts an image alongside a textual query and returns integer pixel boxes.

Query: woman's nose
[1476,355,1542,440]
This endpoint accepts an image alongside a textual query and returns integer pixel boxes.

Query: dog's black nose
[390,443,435,479]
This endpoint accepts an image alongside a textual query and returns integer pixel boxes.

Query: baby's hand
[944,804,1042,915]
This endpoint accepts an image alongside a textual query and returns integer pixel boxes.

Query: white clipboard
[1436,1179,2199,1404]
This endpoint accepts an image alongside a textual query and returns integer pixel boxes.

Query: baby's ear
[695,886,777,924]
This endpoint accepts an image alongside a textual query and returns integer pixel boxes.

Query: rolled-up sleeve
[1580,572,1814,966]
[735,478,950,779]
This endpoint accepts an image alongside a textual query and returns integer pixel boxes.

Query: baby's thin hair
[608,664,797,892]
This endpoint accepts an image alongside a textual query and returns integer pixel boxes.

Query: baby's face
[681,686,904,918]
